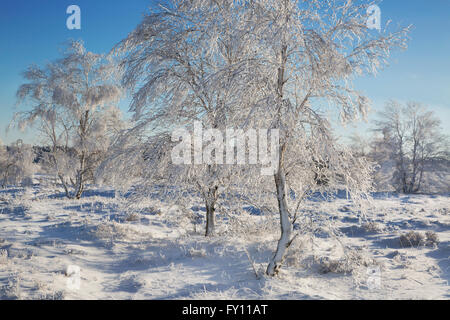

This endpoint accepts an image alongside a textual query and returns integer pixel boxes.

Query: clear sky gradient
[0,0,449,145]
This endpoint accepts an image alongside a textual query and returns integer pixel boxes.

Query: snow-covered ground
[0,183,448,300]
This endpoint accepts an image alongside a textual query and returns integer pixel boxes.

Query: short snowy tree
[14,40,123,199]
[373,100,449,193]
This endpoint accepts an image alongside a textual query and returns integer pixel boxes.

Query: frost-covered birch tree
[14,40,123,199]
[235,0,410,275]
[114,1,261,236]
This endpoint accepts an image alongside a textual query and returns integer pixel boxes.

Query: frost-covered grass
[0,184,449,300]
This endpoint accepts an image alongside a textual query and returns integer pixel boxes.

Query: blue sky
[0,0,449,145]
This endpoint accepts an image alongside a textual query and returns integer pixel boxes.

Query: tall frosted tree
[235,0,410,275]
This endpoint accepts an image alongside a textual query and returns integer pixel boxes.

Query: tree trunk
[75,179,84,200]
[74,152,86,200]
[205,200,216,237]
[267,164,293,276]
[267,8,292,276]
[58,174,73,199]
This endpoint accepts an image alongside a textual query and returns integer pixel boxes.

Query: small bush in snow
[318,249,376,275]
[319,257,354,274]
[125,212,141,222]
[399,231,425,247]
[425,231,439,246]
[399,231,439,248]
[93,221,150,243]
[93,222,129,241]
[362,221,385,234]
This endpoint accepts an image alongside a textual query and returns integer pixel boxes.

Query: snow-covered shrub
[124,212,141,222]
[399,231,425,247]
[93,221,130,241]
[425,231,439,246]
[92,221,151,243]
[0,141,36,188]
[398,230,440,248]
[362,221,385,234]
[318,249,377,275]
[319,257,354,274]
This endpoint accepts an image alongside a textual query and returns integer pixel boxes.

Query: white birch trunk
[267,161,293,276]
